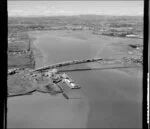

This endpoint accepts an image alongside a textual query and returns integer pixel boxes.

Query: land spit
[8,68,62,98]
[8,66,81,98]
[8,57,141,98]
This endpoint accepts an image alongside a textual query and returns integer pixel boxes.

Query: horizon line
[8,14,143,18]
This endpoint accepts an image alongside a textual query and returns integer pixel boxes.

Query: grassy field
[8,31,35,69]
[8,15,143,38]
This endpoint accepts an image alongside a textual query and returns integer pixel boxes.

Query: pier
[31,57,103,73]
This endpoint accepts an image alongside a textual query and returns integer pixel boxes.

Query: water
[31,30,106,65]
[7,30,142,128]
[68,69,142,128]
[8,92,89,128]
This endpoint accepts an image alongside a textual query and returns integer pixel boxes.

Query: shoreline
[29,30,142,76]
[29,34,45,69]
[8,30,142,128]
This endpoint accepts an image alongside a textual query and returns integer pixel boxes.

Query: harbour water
[7,30,142,128]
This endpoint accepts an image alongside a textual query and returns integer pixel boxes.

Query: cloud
[137,11,143,15]
[51,6,55,9]
[9,10,23,13]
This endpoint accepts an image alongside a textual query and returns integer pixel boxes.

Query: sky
[8,1,144,17]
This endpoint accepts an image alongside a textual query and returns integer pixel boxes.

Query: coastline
[8,30,142,128]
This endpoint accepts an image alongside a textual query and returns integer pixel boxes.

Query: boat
[62,78,81,89]
[61,73,73,81]
[70,82,81,89]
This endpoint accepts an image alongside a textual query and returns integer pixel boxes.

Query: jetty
[31,57,103,73]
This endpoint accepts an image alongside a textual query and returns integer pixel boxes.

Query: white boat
[61,73,74,82]
[62,79,81,89]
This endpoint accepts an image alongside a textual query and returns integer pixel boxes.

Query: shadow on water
[58,66,140,73]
